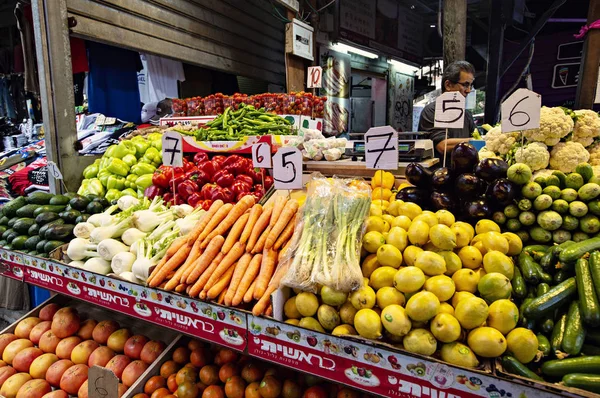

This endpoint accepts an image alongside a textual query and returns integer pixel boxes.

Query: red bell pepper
[186,170,210,187]
[236,174,254,187]
[152,166,172,189]
[193,152,209,164]
[163,192,174,205]
[222,154,243,168]
[144,185,164,199]
[264,175,274,190]
[187,192,203,208]
[201,183,219,200]
[231,181,252,197]
[247,168,264,184]
[221,187,235,203]
[177,180,199,201]
[212,155,227,167]
[209,186,226,202]
[198,160,217,179]
[213,170,234,188]
[182,158,196,172]
[199,200,213,210]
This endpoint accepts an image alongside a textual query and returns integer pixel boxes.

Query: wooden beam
[285,9,306,92]
[575,0,600,109]
[443,0,467,67]
[484,0,504,124]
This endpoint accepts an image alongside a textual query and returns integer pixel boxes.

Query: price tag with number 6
[161,132,184,167]
[252,143,272,168]
[273,147,303,190]
[501,88,541,133]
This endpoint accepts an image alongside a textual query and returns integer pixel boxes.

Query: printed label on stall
[0,249,24,280]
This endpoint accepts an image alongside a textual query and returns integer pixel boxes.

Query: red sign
[0,249,24,281]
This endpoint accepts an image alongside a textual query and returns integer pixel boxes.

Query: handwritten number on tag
[366,132,395,168]
[508,96,531,127]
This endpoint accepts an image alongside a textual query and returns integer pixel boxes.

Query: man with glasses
[418,61,477,162]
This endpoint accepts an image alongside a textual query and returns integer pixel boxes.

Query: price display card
[434,92,466,129]
[252,143,272,168]
[501,88,541,132]
[364,126,398,170]
[273,147,303,189]
[162,132,184,167]
[47,161,63,180]
[307,66,323,89]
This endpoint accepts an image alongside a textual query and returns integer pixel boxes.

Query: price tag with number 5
[364,126,398,170]
[434,92,466,129]
[501,88,541,133]
[273,147,303,189]
[162,132,183,167]
[252,143,272,168]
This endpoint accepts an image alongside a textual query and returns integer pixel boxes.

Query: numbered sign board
[501,88,541,132]
[47,161,63,180]
[162,132,183,167]
[434,92,466,129]
[252,143,272,168]
[273,147,303,189]
[364,126,398,170]
[307,66,323,89]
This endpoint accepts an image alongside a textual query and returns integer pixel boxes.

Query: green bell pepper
[83,162,99,179]
[112,141,137,159]
[99,157,110,170]
[147,133,162,142]
[152,139,162,151]
[131,137,150,158]
[105,145,118,158]
[88,178,105,197]
[105,158,130,177]
[135,174,153,190]
[105,189,123,202]
[131,162,156,176]
[97,169,111,187]
[107,175,126,191]
[77,179,90,196]
[121,188,137,198]
[124,174,138,190]
[122,154,138,167]
[143,147,162,165]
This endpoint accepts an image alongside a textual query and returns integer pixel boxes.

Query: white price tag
[161,132,183,167]
[47,161,63,180]
[307,66,323,89]
[252,143,272,168]
[434,92,466,129]
[273,147,303,190]
[364,126,399,170]
[501,88,541,132]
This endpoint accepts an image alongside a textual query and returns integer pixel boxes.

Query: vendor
[418,61,476,161]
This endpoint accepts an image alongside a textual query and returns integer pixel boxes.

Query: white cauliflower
[514,142,550,171]
[593,165,600,177]
[572,110,600,147]
[549,141,590,173]
[523,106,574,146]
[589,142,600,166]
[478,147,500,160]
[483,126,518,155]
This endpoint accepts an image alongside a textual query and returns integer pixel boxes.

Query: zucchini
[36,239,47,253]
[5,230,19,243]
[15,204,41,218]
[24,236,42,251]
[536,283,550,297]
[44,224,74,241]
[28,223,40,236]
[540,245,559,271]
[537,334,551,357]
[35,212,60,226]
[511,267,527,299]
[33,205,66,217]
[86,201,104,215]
[563,373,600,393]
[518,252,541,284]
[542,356,600,377]
[11,235,28,250]
[524,277,577,319]
[49,195,70,205]
[575,258,600,326]
[589,251,600,303]
[2,196,26,217]
[523,244,549,256]
[540,272,553,284]
[43,240,64,254]
[0,216,9,225]
[559,237,600,264]
[7,217,18,228]
[26,192,53,205]
[69,196,90,211]
[519,298,535,329]
[64,192,77,199]
[1,228,14,241]
[13,218,35,234]
[563,301,586,355]
[59,210,81,224]
[539,318,555,335]
[38,219,64,238]
[501,356,543,381]
[75,214,90,224]
[0,226,7,236]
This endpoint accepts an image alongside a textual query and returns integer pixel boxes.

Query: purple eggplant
[396,186,430,205]
[464,199,492,219]
[451,143,479,175]
[475,158,509,182]
[455,173,483,198]
[431,167,454,191]
[431,191,456,211]
[405,163,432,189]
[487,178,517,206]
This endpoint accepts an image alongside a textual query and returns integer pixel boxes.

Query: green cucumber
[518,252,541,284]
[33,205,66,217]
[563,373,600,393]
[536,283,550,297]
[542,356,600,377]
[523,277,577,319]
[563,301,586,355]
[589,251,600,303]
[575,258,600,326]
[554,268,572,284]
[523,244,550,254]
[2,197,26,217]
[501,356,543,381]
[13,218,35,234]
[537,334,551,357]
[559,237,600,264]
[35,212,60,226]
[511,267,527,299]
[43,240,64,254]
[26,192,53,205]
[15,204,41,218]
[540,272,553,284]
[540,245,559,271]
[540,318,555,335]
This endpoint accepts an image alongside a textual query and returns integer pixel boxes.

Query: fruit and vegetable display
[134,338,365,398]
[0,192,112,257]
[147,153,273,209]
[0,302,166,398]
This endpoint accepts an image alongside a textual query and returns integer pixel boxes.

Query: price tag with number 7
[364,126,398,170]
[252,143,272,168]
[501,88,541,133]
[273,147,303,189]
[161,132,184,167]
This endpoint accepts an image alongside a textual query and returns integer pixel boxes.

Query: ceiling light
[331,43,379,59]
[430,24,436,28]
[388,59,419,74]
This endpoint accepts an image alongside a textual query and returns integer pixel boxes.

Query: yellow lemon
[398,182,412,190]
[413,213,438,227]
[429,224,457,250]
[363,231,386,253]
[424,275,456,302]
[382,214,395,228]
[438,302,455,315]
[467,327,507,357]
[453,221,475,240]
[451,225,472,248]
[370,266,398,290]
[439,251,462,276]
[376,286,405,308]
[440,343,479,368]
[372,170,395,190]
[386,226,408,251]
[386,201,401,216]
[451,291,475,308]
[399,202,422,220]
[475,219,501,234]
[349,285,376,310]
[403,329,437,356]
[405,291,440,322]
[430,313,462,343]
[455,297,489,330]
[487,299,519,335]
[377,244,403,268]
[415,251,447,276]
[408,220,430,246]
[392,215,412,230]
[502,232,523,256]
[370,203,384,217]
[332,324,357,336]
[506,328,538,364]
[403,245,423,266]
[423,241,442,253]
[381,304,412,337]
[452,268,480,293]
[473,240,488,256]
[483,251,514,279]
[284,296,302,319]
[393,266,425,293]
[458,246,483,269]
[365,216,388,233]
[354,309,383,339]
[480,231,510,254]
[361,254,380,278]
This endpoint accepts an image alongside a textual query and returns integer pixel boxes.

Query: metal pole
[443,0,467,67]
[575,0,600,109]
[484,0,504,124]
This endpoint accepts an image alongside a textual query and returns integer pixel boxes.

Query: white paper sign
[47,161,63,180]
[252,143,272,168]
[364,126,398,170]
[273,147,303,189]
[307,66,323,89]
[161,132,183,167]
[434,92,466,129]
[501,88,541,132]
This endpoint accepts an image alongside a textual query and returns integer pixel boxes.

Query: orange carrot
[185,235,225,284]
[148,236,186,280]
[162,239,203,289]
[232,253,262,306]
[195,203,233,245]
[166,271,176,280]
[203,242,245,292]
[251,226,272,254]
[175,283,187,293]
[270,196,287,228]
[273,214,297,250]
[188,252,224,297]
[240,204,262,244]
[265,199,298,250]
[217,288,226,305]
[265,304,273,317]
[252,284,277,316]
[244,280,257,303]
[148,243,192,287]
[224,253,253,306]
[253,248,278,299]
[207,263,236,299]
[201,196,255,248]
[246,207,273,253]
[158,281,168,289]
[186,200,224,244]
[221,213,250,254]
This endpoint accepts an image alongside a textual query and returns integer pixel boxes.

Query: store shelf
[0,250,588,398]
[304,158,439,178]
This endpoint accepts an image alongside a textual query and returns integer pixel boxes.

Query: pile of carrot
[146,195,299,316]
